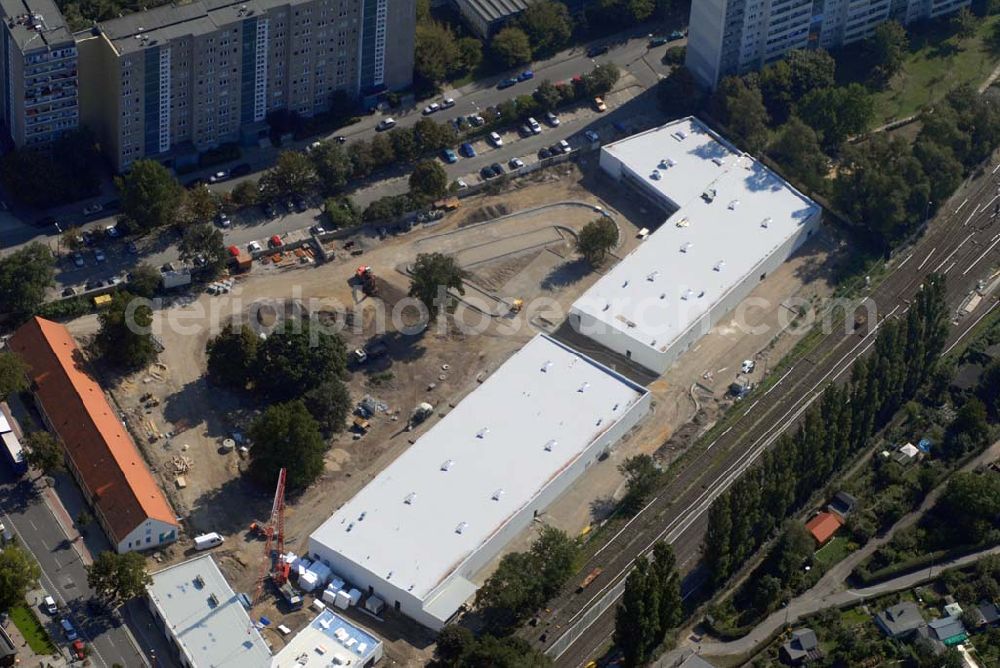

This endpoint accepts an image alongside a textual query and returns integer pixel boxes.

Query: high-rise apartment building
[77,0,414,171]
[686,0,972,88]
[0,0,79,147]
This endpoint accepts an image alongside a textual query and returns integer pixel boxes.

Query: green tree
[311,142,354,196]
[938,471,1000,543]
[259,150,317,198]
[619,454,660,514]
[710,76,770,152]
[615,559,660,667]
[457,37,484,73]
[86,551,151,605]
[0,242,55,321]
[302,380,351,436]
[627,0,655,20]
[476,551,542,630]
[650,542,682,635]
[459,635,552,667]
[796,83,874,148]
[248,400,327,489]
[414,118,456,153]
[0,352,28,401]
[95,292,157,371]
[408,252,467,319]
[434,626,476,664]
[492,27,533,67]
[868,21,909,86]
[115,160,184,232]
[206,324,260,390]
[389,127,418,162]
[576,217,618,266]
[230,180,260,207]
[409,160,449,202]
[254,323,347,401]
[0,544,41,610]
[943,397,991,460]
[657,67,705,119]
[704,491,733,585]
[126,263,162,299]
[23,431,63,475]
[914,137,963,205]
[768,117,829,193]
[953,6,977,39]
[415,20,460,82]
[530,526,577,598]
[178,223,227,275]
[322,197,359,229]
[518,1,572,56]
[180,183,219,225]
[349,141,376,177]
[757,49,836,124]
[534,80,562,111]
[584,63,621,96]
[0,129,101,208]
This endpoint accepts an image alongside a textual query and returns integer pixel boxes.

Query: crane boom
[250,467,288,611]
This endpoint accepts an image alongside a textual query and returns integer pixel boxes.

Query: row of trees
[704,275,947,587]
[205,320,351,489]
[614,542,682,667]
[0,130,103,207]
[0,242,56,323]
[433,627,551,667]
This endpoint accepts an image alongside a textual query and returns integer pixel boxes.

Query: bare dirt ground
[62,157,843,663]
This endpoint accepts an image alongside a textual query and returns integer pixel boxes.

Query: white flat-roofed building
[308,334,651,630]
[572,117,822,375]
[271,609,382,668]
[147,555,271,668]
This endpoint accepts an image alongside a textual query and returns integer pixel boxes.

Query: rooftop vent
[714,260,726,272]
[440,459,454,471]
[682,288,695,300]
[207,594,219,608]
[649,170,661,180]
[672,130,687,141]
[660,293,666,300]
[358,511,366,521]
[386,571,393,580]
[761,217,772,228]
[491,489,504,501]
[728,199,740,210]
[193,576,205,589]
[647,270,659,282]
[578,382,590,393]
[404,492,416,505]
[675,217,690,228]
[623,279,629,287]
[544,439,557,452]
[702,188,717,203]
[346,522,354,532]
[541,361,553,372]
[680,242,693,253]
[712,157,725,166]
[602,303,610,311]
[455,522,468,534]
[476,427,489,439]
[596,418,603,426]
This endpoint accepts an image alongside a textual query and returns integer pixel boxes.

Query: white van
[193,533,224,551]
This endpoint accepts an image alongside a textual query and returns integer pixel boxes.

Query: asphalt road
[530,160,1000,667]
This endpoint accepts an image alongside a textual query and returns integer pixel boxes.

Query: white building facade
[570,117,822,375]
[308,334,650,630]
[686,0,972,88]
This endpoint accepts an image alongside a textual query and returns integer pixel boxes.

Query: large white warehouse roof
[573,117,820,365]
[310,334,648,623]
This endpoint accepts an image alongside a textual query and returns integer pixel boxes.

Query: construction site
[55,154,842,663]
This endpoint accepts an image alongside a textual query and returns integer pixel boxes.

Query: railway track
[523,163,1000,667]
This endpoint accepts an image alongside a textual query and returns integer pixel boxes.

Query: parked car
[334,135,347,144]
[460,142,477,158]
[669,29,685,40]
[209,170,228,183]
[71,639,85,660]
[310,224,326,235]
[422,102,441,115]
[557,139,571,154]
[455,178,468,190]
[93,249,106,263]
[231,162,252,176]
[545,111,560,127]
[583,129,600,143]
[488,131,503,147]
[518,124,532,137]
[60,619,77,641]
[587,44,610,57]
[248,241,263,253]
[81,231,95,246]
[497,77,517,89]
[741,359,756,374]
[85,279,103,290]
[376,118,396,131]
[269,235,283,248]
[480,166,494,180]
[490,162,504,177]
[593,96,607,112]
[527,117,542,134]
[538,147,552,159]
[441,148,458,164]
[292,195,307,212]
[261,201,277,218]
[509,157,525,170]
[518,70,534,81]
[648,36,668,47]
[61,287,76,297]
[216,212,231,228]
[468,114,485,127]
[72,253,84,268]
[82,203,103,216]
[104,224,120,238]
[43,595,57,615]
[441,97,456,109]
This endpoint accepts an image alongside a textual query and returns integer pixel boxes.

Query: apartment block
[686,0,972,88]
[77,0,414,172]
[0,0,79,147]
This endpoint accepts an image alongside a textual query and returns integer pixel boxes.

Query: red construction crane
[250,467,288,611]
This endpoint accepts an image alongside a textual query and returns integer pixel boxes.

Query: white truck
[193,532,224,551]
[161,268,192,290]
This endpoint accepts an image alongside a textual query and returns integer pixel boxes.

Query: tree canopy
[178,223,228,276]
[126,263,163,299]
[409,252,467,319]
[23,430,64,475]
[518,1,572,56]
[0,544,41,611]
[248,400,327,489]
[614,543,682,667]
[259,150,317,198]
[255,322,347,401]
[206,323,260,390]
[95,292,158,371]
[0,352,28,401]
[768,117,829,193]
[710,76,770,153]
[492,27,533,67]
[796,83,874,149]
[0,129,102,207]
[86,551,151,605]
[409,160,449,202]
[310,142,354,195]
[868,21,909,86]
[0,242,55,322]
[302,380,352,436]
[116,160,184,232]
[576,217,619,266]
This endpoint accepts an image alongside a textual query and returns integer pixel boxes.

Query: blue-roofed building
[271,609,383,668]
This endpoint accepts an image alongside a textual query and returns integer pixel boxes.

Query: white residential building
[686,0,973,88]
[570,117,822,375]
[308,334,651,630]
